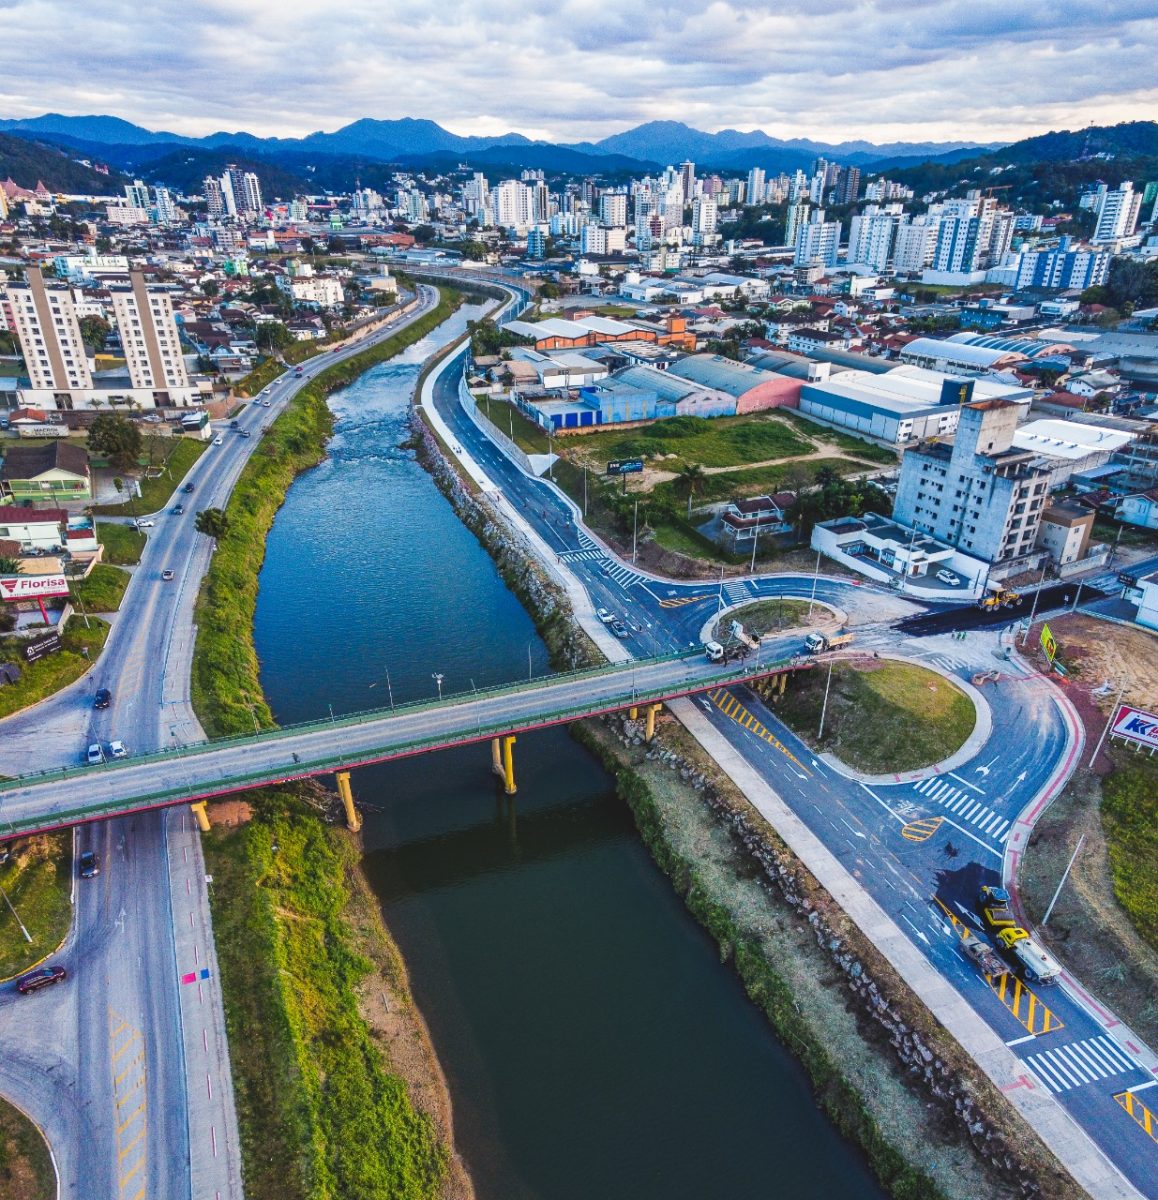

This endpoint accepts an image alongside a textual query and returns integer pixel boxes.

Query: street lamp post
[1020,561,1050,646]
[808,549,821,617]
[749,513,761,573]
[632,499,639,564]
[432,673,444,702]
[384,663,395,712]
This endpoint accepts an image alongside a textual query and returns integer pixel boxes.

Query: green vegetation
[86,412,142,472]
[776,660,976,773]
[780,412,899,464]
[719,598,817,636]
[467,317,532,357]
[1100,760,1158,950]
[234,357,286,398]
[194,508,231,539]
[204,792,447,1200]
[96,522,146,565]
[0,833,72,980]
[0,618,108,720]
[70,564,129,613]
[654,456,871,505]
[90,437,207,516]
[0,1094,55,1200]
[192,289,463,737]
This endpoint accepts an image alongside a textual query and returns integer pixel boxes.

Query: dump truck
[804,631,854,655]
[977,588,1021,611]
[996,927,1063,985]
[958,927,1008,979]
[704,639,752,665]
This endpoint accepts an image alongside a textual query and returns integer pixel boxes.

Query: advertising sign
[22,632,62,663]
[606,459,644,476]
[1040,622,1057,663]
[0,574,70,601]
[1110,705,1158,752]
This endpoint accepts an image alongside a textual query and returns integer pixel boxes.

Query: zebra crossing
[559,548,603,564]
[1022,1036,1139,1094]
[911,776,1012,842]
[928,652,972,673]
[722,580,753,606]
[599,559,650,590]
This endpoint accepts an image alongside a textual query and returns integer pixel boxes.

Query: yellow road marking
[109,1021,128,1040]
[114,1054,144,1087]
[120,1158,145,1189]
[901,816,943,842]
[118,1126,147,1162]
[1115,1091,1158,1143]
[659,594,711,608]
[115,1073,145,1107]
[708,689,811,775]
[112,1031,141,1062]
[127,1186,146,1200]
[116,1102,145,1137]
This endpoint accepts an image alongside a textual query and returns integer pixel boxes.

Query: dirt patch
[207,800,253,827]
[1041,612,1158,711]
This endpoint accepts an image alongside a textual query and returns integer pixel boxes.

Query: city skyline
[0,0,1155,145]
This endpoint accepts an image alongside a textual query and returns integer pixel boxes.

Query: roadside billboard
[1040,622,1057,663]
[22,631,62,663]
[607,459,644,476]
[0,574,70,601]
[1110,705,1158,752]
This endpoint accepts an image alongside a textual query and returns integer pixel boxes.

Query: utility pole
[1089,679,1128,768]
[749,513,760,573]
[808,549,821,617]
[817,657,836,740]
[1071,579,1084,612]
[1042,834,1086,926]
[717,564,725,613]
[632,499,639,564]
[1021,561,1050,646]
[583,465,588,518]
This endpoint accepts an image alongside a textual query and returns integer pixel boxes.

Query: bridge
[0,651,810,839]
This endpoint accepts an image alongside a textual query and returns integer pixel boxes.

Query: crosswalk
[911,776,1011,842]
[600,559,650,589]
[559,548,603,564]
[1023,1036,1138,1094]
[722,580,753,606]
[929,652,972,673]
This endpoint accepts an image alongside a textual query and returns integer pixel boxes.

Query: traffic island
[0,618,109,721]
[0,833,72,981]
[0,1094,55,1200]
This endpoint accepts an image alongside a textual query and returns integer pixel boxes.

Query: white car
[936,569,961,586]
[213,435,224,445]
[261,399,271,407]
[133,518,155,529]
[108,740,128,759]
[86,743,105,765]
[596,607,614,624]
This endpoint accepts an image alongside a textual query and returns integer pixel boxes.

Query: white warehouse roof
[1012,419,1133,460]
[900,337,1020,369]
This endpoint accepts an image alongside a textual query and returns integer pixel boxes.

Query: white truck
[996,927,1063,985]
[804,631,854,655]
[704,639,752,665]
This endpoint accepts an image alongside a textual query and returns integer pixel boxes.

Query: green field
[0,833,71,980]
[70,564,129,613]
[653,456,868,503]
[0,618,109,720]
[90,438,208,516]
[0,1094,55,1199]
[1101,760,1158,950]
[776,660,976,773]
[779,412,899,464]
[96,522,146,565]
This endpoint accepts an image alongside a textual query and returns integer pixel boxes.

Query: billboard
[0,574,70,601]
[1040,622,1057,663]
[23,631,62,663]
[606,459,644,476]
[1110,705,1158,751]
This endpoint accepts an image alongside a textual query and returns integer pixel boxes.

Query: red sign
[0,574,70,601]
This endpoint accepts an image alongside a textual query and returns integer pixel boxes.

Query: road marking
[109,1008,147,1195]
[1116,1091,1158,1143]
[707,688,811,775]
[1006,1034,1036,1047]
[948,771,985,794]
[900,816,943,842]
[1023,1036,1137,1093]
[659,594,711,609]
[116,1102,145,1136]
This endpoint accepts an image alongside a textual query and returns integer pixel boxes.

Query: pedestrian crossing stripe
[707,688,810,775]
[1023,1036,1137,1093]
[560,549,603,562]
[912,777,1011,842]
[901,816,943,842]
[659,594,712,608]
[1115,1090,1158,1143]
[931,896,1063,1036]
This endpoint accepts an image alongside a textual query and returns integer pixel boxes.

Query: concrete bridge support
[335,770,362,832]
[645,703,663,742]
[190,801,211,832]
[491,736,517,794]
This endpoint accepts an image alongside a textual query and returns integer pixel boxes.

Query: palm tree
[676,462,708,519]
[0,556,19,575]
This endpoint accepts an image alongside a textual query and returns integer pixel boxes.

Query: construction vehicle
[804,631,854,655]
[958,927,1008,979]
[978,885,1017,932]
[977,587,1021,611]
[704,639,752,665]
[995,927,1062,985]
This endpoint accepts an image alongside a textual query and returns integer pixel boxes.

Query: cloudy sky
[1,0,1155,144]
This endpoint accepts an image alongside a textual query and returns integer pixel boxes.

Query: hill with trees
[0,132,125,192]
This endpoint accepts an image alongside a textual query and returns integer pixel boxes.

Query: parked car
[133,518,155,529]
[213,435,224,446]
[108,740,128,759]
[161,569,175,581]
[86,743,105,765]
[936,569,961,586]
[17,965,66,995]
[171,504,184,515]
[94,687,111,710]
[183,482,195,493]
[79,850,100,878]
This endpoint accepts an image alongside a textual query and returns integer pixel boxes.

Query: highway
[0,286,439,1199]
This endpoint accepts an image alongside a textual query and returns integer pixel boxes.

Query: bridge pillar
[335,771,362,833]
[491,737,503,777]
[501,735,517,796]
[190,801,211,833]
[645,702,662,742]
[629,706,638,720]
[779,671,788,696]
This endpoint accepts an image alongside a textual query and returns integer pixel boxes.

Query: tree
[87,413,142,473]
[78,315,111,353]
[412,224,436,244]
[675,462,708,518]
[201,279,219,298]
[256,321,293,351]
[0,556,19,575]
[194,508,231,539]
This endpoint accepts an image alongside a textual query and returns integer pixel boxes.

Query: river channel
[254,303,885,1200]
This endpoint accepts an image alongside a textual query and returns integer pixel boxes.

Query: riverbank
[189,290,475,1199]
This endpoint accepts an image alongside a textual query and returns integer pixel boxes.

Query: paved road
[0,286,440,1199]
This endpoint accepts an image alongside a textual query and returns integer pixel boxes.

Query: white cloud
[0,0,1153,144]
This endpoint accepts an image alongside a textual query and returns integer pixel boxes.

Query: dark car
[17,965,66,995]
[79,850,100,878]
[172,504,184,515]
[183,482,195,493]
[94,687,111,710]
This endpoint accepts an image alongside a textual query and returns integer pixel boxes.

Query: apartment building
[1092,181,1143,244]
[5,266,93,393]
[108,272,190,396]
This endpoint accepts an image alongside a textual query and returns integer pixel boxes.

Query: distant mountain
[0,131,127,192]
[0,113,192,146]
[987,120,1158,165]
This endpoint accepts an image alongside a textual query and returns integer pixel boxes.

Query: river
[254,303,885,1200]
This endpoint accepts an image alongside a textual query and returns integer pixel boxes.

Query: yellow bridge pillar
[629,706,638,720]
[501,736,517,795]
[335,770,362,832]
[491,737,503,777]
[779,671,788,696]
[645,702,662,742]
[190,801,211,833]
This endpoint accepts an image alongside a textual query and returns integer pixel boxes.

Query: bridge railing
[0,651,807,834]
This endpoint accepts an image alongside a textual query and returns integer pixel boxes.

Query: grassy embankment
[90,437,208,516]
[204,789,450,1200]
[95,522,146,565]
[70,564,129,613]
[0,1096,55,1200]
[0,833,71,979]
[1101,759,1158,948]
[776,659,976,773]
[191,289,463,739]
[0,619,109,720]
[714,598,820,637]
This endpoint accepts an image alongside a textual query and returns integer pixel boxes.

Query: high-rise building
[108,272,189,396]
[494,180,535,231]
[4,266,93,392]
[599,190,628,227]
[531,180,551,224]
[837,166,861,205]
[526,228,547,260]
[893,217,938,272]
[679,161,696,204]
[241,171,263,215]
[1009,240,1110,291]
[746,167,766,207]
[152,186,177,225]
[124,179,150,210]
[846,205,900,271]
[785,200,810,249]
[794,213,841,267]
[1092,181,1143,243]
[691,195,718,246]
[203,175,227,219]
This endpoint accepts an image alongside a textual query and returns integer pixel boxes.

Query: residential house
[0,441,91,503]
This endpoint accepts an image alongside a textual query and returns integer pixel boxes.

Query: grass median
[0,833,71,980]
[0,619,109,720]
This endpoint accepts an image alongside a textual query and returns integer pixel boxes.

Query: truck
[704,639,752,665]
[804,631,854,655]
[977,587,1021,611]
[958,927,1008,979]
[995,927,1063,985]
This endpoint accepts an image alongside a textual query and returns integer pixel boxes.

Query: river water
[254,304,884,1200]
